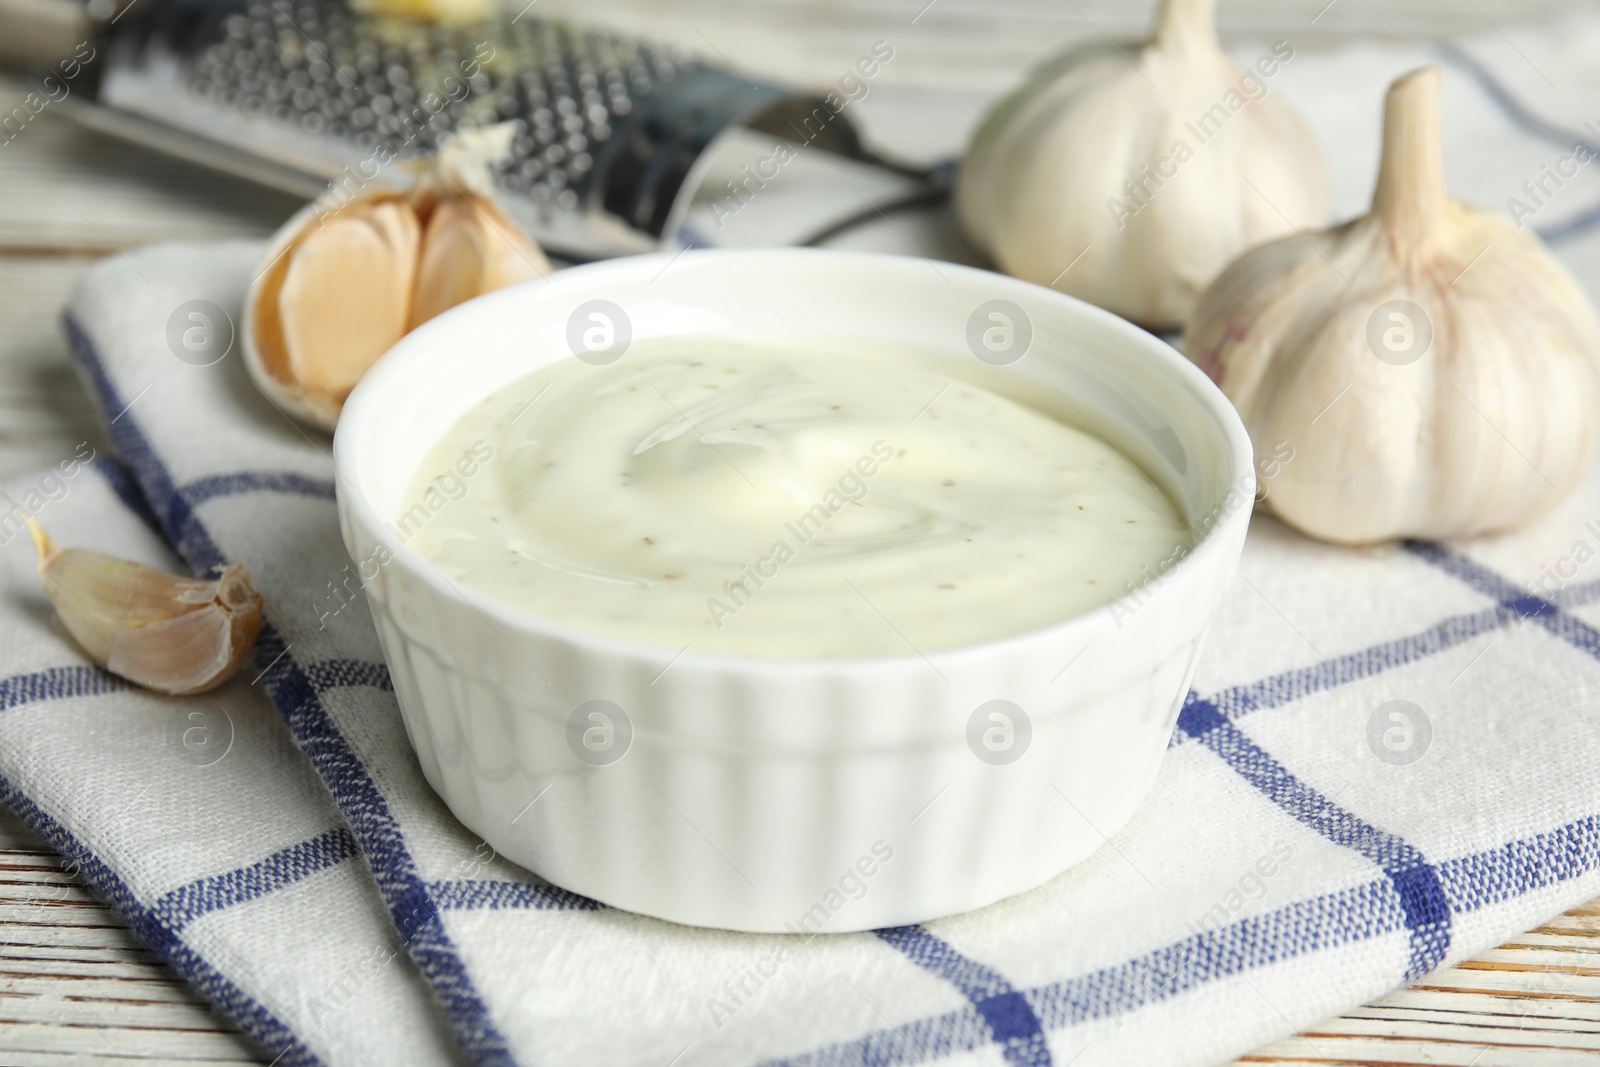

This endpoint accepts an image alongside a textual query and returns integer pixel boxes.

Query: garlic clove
[244,124,550,432]
[956,0,1330,329]
[410,197,548,329]
[19,511,264,696]
[279,200,420,401]
[1184,66,1600,544]
[350,0,493,23]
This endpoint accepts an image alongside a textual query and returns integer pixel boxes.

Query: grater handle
[0,0,91,71]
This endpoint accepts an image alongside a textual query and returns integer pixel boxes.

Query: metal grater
[51,0,866,259]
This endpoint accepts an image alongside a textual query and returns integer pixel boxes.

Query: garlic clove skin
[21,512,264,696]
[1185,66,1600,545]
[245,124,551,432]
[408,123,551,326]
[957,0,1329,330]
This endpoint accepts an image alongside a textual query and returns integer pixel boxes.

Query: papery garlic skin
[1185,66,1600,545]
[407,124,549,326]
[245,124,551,432]
[957,0,1329,329]
[21,513,264,696]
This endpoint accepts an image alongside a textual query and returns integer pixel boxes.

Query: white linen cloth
[4,14,1600,1067]
[0,461,466,1067]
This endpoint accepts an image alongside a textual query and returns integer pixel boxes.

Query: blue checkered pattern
[2,23,1600,1067]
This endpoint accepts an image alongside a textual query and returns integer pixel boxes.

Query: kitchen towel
[8,13,1600,1067]
[0,459,466,1067]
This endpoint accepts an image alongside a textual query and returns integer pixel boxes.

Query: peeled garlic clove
[21,512,264,696]
[245,124,550,432]
[1184,66,1600,545]
[410,197,548,329]
[957,0,1329,329]
[280,200,420,400]
[245,195,417,433]
[350,0,493,22]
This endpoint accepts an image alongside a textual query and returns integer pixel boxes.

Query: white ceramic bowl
[334,248,1253,933]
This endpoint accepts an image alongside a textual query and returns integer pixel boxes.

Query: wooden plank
[0,257,108,482]
[1410,967,1600,999]
[0,76,299,250]
[2,2,1600,1064]
[0,1053,255,1067]
[1240,1038,1600,1066]
[0,1021,261,1061]
[1350,990,1600,1027]
[0,842,262,1061]
[1302,1015,1600,1048]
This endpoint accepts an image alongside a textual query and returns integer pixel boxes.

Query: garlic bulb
[18,510,264,696]
[1185,66,1600,545]
[246,125,551,431]
[956,0,1329,329]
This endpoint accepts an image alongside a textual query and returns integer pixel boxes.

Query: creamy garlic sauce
[400,339,1189,658]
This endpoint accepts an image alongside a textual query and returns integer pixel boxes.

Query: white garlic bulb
[1185,66,1600,545]
[246,124,550,431]
[956,0,1330,330]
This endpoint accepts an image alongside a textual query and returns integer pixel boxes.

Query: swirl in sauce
[401,339,1189,658]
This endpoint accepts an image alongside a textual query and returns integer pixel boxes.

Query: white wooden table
[1,2,1598,1064]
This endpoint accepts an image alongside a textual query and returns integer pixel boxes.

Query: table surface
[1,1,1599,1064]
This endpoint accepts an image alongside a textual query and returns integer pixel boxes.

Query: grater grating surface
[90,0,864,258]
